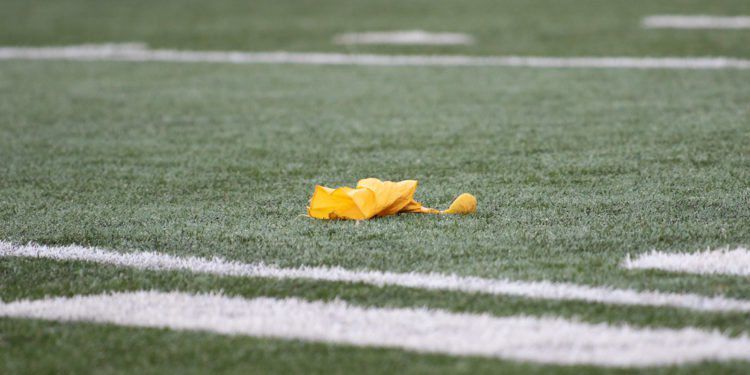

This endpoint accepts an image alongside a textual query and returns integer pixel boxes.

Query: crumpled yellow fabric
[308,178,476,220]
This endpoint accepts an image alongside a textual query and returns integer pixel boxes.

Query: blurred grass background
[1,0,750,56]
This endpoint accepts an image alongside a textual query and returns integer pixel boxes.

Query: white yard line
[2,291,749,367]
[3,241,750,313]
[624,248,750,276]
[643,15,750,29]
[1,43,749,69]
[333,30,474,45]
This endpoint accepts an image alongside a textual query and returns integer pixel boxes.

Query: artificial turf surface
[1,62,748,286]
[1,60,749,373]
[2,0,750,57]
[1,0,750,373]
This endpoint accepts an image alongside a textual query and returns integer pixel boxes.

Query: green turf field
[3,0,750,57]
[1,0,749,374]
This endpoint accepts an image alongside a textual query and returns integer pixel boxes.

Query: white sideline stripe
[1,43,750,70]
[643,15,750,29]
[333,30,474,45]
[3,241,750,313]
[624,248,750,276]
[2,291,750,367]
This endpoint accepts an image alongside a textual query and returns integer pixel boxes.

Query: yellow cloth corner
[442,193,477,215]
[307,178,476,220]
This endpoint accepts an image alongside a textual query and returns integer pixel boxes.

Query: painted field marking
[2,241,750,313]
[624,248,750,276]
[2,291,750,367]
[643,15,750,29]
[333,30,474,45]
[1,44,749,70]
